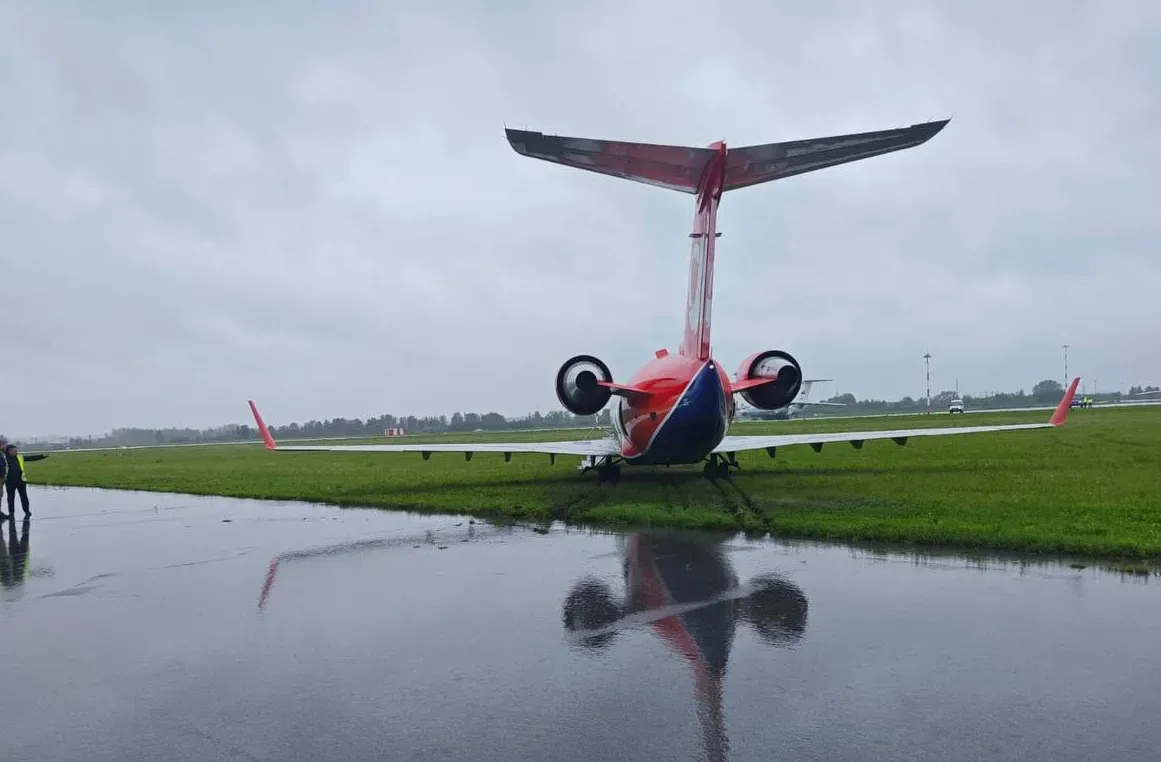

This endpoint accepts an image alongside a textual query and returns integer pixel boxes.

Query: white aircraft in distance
[736,378,845,420]
[247,119,1083,483]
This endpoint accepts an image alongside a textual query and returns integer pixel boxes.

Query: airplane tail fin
[798,379,829,403]
[506,120,949,362]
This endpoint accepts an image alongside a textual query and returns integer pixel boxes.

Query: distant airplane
[736,378,845,420]
[248,119,1082,483]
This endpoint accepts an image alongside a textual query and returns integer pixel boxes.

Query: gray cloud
[1,1,1158,437]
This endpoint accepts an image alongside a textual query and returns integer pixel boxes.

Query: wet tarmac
[1,486,1159,761]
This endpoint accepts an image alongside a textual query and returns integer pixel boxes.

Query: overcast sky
[1,1,1158,438]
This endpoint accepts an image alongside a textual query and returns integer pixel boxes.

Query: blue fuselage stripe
[633,363,728,465]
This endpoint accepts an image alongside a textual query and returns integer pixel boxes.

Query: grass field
[26,405,1161,562]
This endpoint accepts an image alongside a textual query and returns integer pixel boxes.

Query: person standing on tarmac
[4,444,47,518]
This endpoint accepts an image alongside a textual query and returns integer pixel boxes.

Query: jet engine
[555,354,614,416]
[734,350,803,410]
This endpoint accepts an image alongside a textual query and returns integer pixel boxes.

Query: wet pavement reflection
[563,532,808,761]
[0,516,32,591]
[1,486,1159,761]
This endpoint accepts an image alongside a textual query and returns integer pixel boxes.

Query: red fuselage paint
[606,142,735,466]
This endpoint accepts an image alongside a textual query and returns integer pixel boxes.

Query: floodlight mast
[923,352,932,414]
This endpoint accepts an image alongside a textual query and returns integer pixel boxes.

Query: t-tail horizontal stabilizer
[504,120,949,194]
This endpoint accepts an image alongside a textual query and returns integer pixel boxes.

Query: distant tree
[933,390,957,406]
[1032,379,1064,404]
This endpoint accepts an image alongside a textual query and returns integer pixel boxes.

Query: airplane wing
[714,377,1080,456]
[246,401,619,461]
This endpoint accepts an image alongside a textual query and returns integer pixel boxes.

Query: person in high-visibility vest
[3,444,48,518]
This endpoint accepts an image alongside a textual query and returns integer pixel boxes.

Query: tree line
[812,380,1160,416]
[20,409,616,449]
[11,379,1157,450]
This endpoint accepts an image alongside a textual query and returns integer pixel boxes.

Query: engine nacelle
[734,349,803,410]
[555,354,614,416]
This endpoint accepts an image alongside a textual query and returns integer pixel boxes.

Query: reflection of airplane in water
[0,517,32,593]
[736,378,844,420]
[563,531,808,762]
[255,522,511,611]
[254,526,806,759]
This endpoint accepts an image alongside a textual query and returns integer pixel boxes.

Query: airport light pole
[923,352,932,414]
[1061,344,1069,390]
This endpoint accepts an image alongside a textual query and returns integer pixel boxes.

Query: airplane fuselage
[608,353,735,466]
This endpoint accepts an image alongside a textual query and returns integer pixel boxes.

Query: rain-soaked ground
[1,487,1158,761]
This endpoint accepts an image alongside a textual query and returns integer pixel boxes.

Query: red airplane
[247,120,1081,483]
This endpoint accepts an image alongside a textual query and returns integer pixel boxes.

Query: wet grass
[26,405,1161,562]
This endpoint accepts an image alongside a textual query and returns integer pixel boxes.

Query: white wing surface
[714,377,1080,456]
[247,401,619,460]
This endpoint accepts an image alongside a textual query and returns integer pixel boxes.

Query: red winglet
[1049,377,1081,427]
[247,400,278,449]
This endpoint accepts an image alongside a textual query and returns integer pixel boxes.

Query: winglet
[247,400,278,449]
[1049,377,1081,427]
